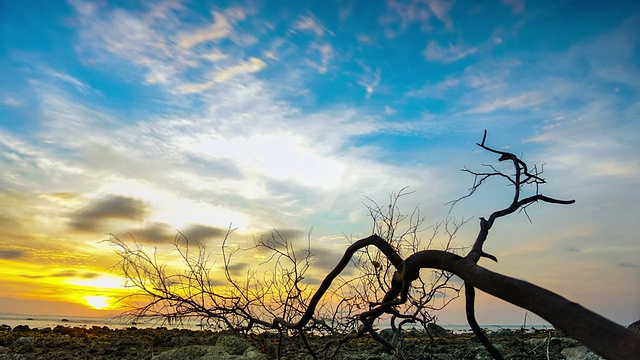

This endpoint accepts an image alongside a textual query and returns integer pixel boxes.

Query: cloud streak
[0,249,25,260]
[69,196,147,232]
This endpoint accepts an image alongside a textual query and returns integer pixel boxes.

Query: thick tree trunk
[404,250,640,360]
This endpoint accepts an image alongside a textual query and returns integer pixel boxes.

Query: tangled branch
[109,131,639,360]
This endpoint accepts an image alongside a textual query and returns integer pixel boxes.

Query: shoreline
[0,323,600,360]
[0,312,554,334]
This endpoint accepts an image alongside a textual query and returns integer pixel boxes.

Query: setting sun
[84,296,111,310]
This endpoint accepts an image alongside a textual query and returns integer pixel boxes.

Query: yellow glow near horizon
[84,295,111,310]
[67,275,126,289]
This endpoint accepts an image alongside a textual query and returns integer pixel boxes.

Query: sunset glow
[0,0,638,326]
[84,296,112,310]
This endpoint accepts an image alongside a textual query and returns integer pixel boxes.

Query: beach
[0,322,602,359]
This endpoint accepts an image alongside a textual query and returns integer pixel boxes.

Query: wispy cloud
[177,57,266,94]
[424,41,478,63]
[40,66,94,94]
[380,0,433,38]
[9,61,450,242]
[177,11,234,49]
[426,0,454,30]
[304,42,334,74]
[465,92,542,114]
[292,15,326,37]
[588,161,639,178]
[379,0,453,37]
[21,270,100,279]
[69,1,260,93]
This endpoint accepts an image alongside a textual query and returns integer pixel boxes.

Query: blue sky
[0,0,639,325]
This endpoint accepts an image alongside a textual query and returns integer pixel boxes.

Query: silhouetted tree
[110,131,640,360]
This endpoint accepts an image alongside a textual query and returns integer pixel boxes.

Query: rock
[152,335,267,360]
[215,335,251,355]
[561,345,604,360]
[11,325,29,332]
[426,323,449,337]
[55,334,71,343]
[453,344,502,359]
[628,319,640,335]
[0,324,11,331]
[488,328,514,337]
[12,337,35,353]
[52,325,74,335]
[171,335,196,347]
[342,353,392,360]
[0,354,28,360]
[152,346,219,360]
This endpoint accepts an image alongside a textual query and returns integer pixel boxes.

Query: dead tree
[110,131,640,360]
[309,131,639,359]
[272,131,640,359]
[110,196,462,359]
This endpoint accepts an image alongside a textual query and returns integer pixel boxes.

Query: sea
[0,313,552,334]
[0,313,140,330]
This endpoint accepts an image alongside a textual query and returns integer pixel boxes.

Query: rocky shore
[0,323,606,359]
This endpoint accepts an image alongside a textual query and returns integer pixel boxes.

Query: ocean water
[0,313,551,334]
[0,313,138,330]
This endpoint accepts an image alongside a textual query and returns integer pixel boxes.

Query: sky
[0,0,639,327]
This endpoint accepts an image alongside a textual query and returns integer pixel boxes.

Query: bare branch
[107,131,638,360]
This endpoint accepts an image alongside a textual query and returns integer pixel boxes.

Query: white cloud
[71,1,182,86]
[177,57,266,94]
[1,96,23,107]
[292,15,325,37]
[41,67,93,93]
[69,1,257,94]
[380,0,432,38]
[424,41,478,63]
[380,0,453,37]
[202,50,228,62]
[406,77,460,98]
[589,161,639,178]
[213,58,266,83]
[426,0,453,30]
[465,92,543,114]
[14,69,451,240]
[306,42,335,73]
[177,11,233,49]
